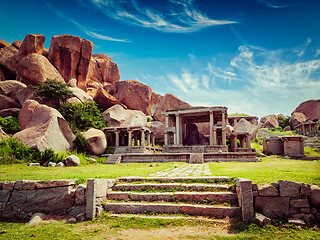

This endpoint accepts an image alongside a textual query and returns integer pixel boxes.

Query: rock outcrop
[292,99,320,121]
[93,87,123,110]
[102,104,147,127]
[13,100,75,152]
[289,112,307,129]
[0,39,11,49]
[48,34,93,88]
[19,34,45,56]
[69,87,93,103]
[146,121,165,143]
[83,128,107,155]
[259,114,279,129]
[153,93,192,123]
[0,95,21,110]
[16,54,64,85]
[110,80,162,116]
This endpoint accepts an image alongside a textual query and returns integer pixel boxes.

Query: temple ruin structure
[294,121,319,137]
[263,136,305,157]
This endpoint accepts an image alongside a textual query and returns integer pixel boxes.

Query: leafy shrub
[0,116,20,134]
[278,116,291,129]
[31,79,73,107]
[0,137,63,165]
[59,102,106,132]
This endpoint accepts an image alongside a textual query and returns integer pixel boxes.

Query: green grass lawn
[1,157,319,186]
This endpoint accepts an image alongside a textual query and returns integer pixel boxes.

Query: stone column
[246,135,251,149]
[240,136,245,148]
[128,130,132,147]
[175,114,180,145]
[115,131,120,147]
[141,130,146,146]
[164,115,169,146]
[222,129,226,146]
[213,129,217,145]
[152,134,156,147]
[146,131,151,147]
[222,112,226,126]
[210,111,214,146]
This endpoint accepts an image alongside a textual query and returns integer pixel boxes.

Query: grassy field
[0,213,319,240]
[1,157,319,186]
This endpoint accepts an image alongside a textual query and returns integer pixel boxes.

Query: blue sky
[1,0,320,117]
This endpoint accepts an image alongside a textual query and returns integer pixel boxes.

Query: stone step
[103,202,240,217]
[107,191,238,205]
[117,176,233,183]
[104,154,121,164]
[112,183,232,192]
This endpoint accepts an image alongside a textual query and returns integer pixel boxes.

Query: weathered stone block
[255,212,271,226]
[300,183,311,197]
[14,181,23,190]
[300,208,311,214]
[309,185,320,210]
[239,180,254,221]
[279,180,300,198]
[258,185,279,196]
[75,184,86,205]
[107,192,130,201]
[252,183,258,191]
[2,181,14,191]
[288,218,305,225]
[10,187,74,213]
[35,180,76,189]
[69,205,86,217]
[255,196,289,218]
[290,207,299,214]
[271,182,279,189]
[189,153,204,164]
[85,179,96,220]
[290,199,309,208]
[22,181,35,190]
[96,179,115,197]
[0,190,10,202]
[130,192,173,202]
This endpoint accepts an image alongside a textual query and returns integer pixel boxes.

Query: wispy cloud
[257,0,296,8]
[82,0,236,33]
[143,42,320,117]
[43,0,130,42]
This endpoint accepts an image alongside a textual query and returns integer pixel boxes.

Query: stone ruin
[263,136,305,158]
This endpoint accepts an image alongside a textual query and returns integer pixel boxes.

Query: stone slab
[255,196,289,218]
[279,180,300,198]
[290,199,309,208]
[258,185,279,197]
[34,180,76,189]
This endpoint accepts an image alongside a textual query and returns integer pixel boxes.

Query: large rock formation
[16,54,64,85]
[13,100,75,152]
[0,39,11,49]
[259,114,279,129]
[0,45,19,77]
[289,112,307,129]
[19,34,45,56]
[48,34,93,88]
[93,87,123,110]
[110,80,162,116]
[102,104,147,127]
[0,95,21,110]
[83,128,107,155]
[290,99,320,128]
[69,87,93,103]
[0,80,27,100]
[87,54,120,85]
[153,93,192,123]
[146,121,165,143]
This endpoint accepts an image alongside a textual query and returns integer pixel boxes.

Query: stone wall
[236,178,320,226]
[0,179,115,221]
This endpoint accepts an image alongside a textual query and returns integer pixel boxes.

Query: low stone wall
[0,179,116,221]
[236,178,320,226]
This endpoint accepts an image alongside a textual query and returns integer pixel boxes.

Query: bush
[31,79,73,107]
[278,116,291,129]
[0,116,20,134]
[0,137,63,165]
[59,102,106,131]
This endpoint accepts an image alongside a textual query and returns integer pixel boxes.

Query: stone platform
[105,151,259,164]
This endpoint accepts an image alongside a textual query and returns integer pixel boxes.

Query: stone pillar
[115,131,120,147]
[152,134,156,147]
[222,112,226,126]
[236,178,254,222]
[141,130,145,146]
[230,134,237,152]
[213,129,217,145]
[134,131,138,146]
[146,131,151,147]
[210,111,214,146]
[175,114,180,145]
[222,129,226,146]
[164,115,169,146]
[128,130,132,147]
[240,136,245,148]
[246,135,251,149]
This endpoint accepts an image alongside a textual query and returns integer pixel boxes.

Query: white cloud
[257,0,295,8]
[44,0,130,42]
[83,0,236,33]
[145,43,320,118]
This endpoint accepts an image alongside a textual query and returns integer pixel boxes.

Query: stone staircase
[102,176,240,218]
